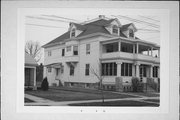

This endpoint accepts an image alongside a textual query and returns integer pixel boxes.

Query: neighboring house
[25,53,38,90]
[42,15,160,91]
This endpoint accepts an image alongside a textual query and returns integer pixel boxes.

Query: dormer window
[71,28,76,38]
[129,29,134,38]
[112,25,118,35]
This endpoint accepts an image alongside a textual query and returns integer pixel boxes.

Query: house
[42,15,160,91]
[25,53,38,90]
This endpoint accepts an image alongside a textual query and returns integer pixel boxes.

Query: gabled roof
[25,53,38,66]
[121,23,137,32]
[43,18,137,48]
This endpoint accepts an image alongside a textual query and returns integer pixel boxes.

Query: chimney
[99,15,105,19]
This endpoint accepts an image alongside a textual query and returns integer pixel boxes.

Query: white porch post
[150,65,154,78]
[132,64,136,76]
[158,66,160,78]
[116,62,122,77]
[136,43,139,54]
[118,41,121,52]
[158,49,160,57]
[34,67,36,87]
[151,47,153,56]
[148,49,149,55]
[135,63,140,77]
[133,44,135,54]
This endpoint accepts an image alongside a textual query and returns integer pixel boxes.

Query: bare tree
[90,62,105,103]
[25,40,42,62]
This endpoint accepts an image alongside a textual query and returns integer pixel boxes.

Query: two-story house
[42,15,160,91]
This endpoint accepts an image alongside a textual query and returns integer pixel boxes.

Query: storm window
[101,63,117,76]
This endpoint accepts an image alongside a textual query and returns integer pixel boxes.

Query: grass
[69,100,159,107]
[24,98,34,103]
[25,88,139,102]
[143,99,160,103]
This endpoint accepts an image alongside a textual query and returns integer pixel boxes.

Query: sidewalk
[25,93,159,106]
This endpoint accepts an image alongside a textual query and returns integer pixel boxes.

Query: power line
[41,15,79,22]
[26,23,66,28]
[112,15,160,28]
[26,16,70,23]
[139,15,160,23]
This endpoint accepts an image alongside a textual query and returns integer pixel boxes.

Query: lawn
[25,88,139,102]
[68,100,159,107]
[24,98,34,103]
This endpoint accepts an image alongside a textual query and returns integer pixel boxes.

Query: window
[56,68,60,76]
[71,29,76,37]
[129,29,134,38]
[62,49,65,56]
[48,51,52,56]
[121,42,133,53]
[121,63,132,76]
[101,63,117,76]
[105,42,118,53]
[66,46,71,52]
[153,66,158,77]
[61,66,64,73]
[70,65,74,76]
[85,64,90,76]
[86,44,90,54]
[73,46,78,55]
[112,25,118,34]
[48,67,52,73]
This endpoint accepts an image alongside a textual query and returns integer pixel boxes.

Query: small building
[25,53,38,90]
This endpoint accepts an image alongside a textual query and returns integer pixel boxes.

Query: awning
[45,63,63,68]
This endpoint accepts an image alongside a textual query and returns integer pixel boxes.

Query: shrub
[41,77,49,91]
[131,77,140,92]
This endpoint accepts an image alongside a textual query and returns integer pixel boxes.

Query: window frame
[121,63,133,77]
[129,29,134,38]
[73,45,78,55]
[85,64,90,76]
[71,28,76,38]
[62,48,65,56]
[69,65,74,76]
[112,25,118,35]
[66,46,71,52]
[86,44,90,55]
[48,51,52,56]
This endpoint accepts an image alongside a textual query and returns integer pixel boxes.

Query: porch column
[158,49,160,57]
[34,67,36,88]
[116,62,122,77]
[136,43,139,54]
[133,44,135,54]
[158,66,160,78]
[132,64,136,76]
[148,49,149,56]
[135,63,140,77]
[150,65,154,78]
[118,41,121,52]
[151,47,153,56]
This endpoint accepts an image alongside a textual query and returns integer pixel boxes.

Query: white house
[42,15,160,91]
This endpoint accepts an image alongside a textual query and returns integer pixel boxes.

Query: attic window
[112,25,118,34]
[71,29,76,37]
[129,29,134,38]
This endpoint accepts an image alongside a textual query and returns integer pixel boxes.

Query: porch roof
[45,62,62,68]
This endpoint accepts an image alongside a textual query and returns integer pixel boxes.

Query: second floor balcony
[101,41,160,63]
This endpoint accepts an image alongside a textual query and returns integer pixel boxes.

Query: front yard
[25,88,139,102]
[25,87,159,103]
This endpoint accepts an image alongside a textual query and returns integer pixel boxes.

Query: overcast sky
[25,14,160,64]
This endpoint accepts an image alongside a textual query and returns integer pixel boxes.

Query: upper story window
[66,46,71,52]
[129,29,134,38]
[112,25,118,34]
[62,49,65,56]
[73,45,78,55]
[48,51,52,56]
[48,67,52,73]
[86,44,90,54]
[71,28,76,38]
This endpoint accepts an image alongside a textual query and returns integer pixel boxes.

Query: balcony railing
[101,51,160,63]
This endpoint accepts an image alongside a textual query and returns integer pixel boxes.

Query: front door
[139,65,147,82]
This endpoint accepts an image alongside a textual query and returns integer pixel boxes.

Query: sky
[25,14,160,64]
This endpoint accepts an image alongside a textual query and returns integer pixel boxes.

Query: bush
[41,77,49,91]
[131,77,140,92]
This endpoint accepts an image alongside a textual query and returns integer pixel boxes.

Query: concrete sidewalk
[25,93,159,106]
